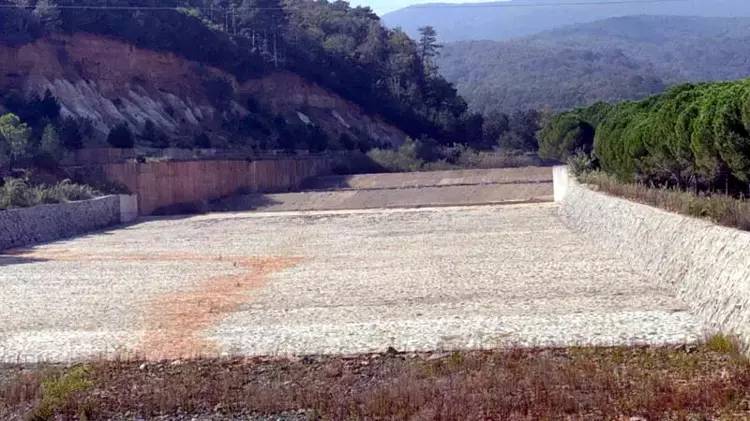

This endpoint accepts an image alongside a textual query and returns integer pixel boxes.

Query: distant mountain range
[437,15,750,113]
[383,0,750,42]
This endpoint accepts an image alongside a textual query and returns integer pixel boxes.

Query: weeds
[2,346,749,419]
[366,146,548,173]
[21,365,92,421]
[706,334,742,356]
[0,177,101,210]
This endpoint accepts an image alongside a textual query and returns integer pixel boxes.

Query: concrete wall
[101,157,334,215]
[0,195,132,251]
[559,176,750,353]
[119,194,139,223]
[553,166,569,202]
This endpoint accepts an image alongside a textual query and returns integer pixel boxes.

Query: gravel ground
[0,201,707,363]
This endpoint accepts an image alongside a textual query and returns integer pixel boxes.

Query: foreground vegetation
[2,340,748,420]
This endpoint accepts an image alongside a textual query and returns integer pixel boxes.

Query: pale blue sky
[349,0,499,16]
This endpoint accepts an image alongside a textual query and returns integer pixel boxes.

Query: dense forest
[383,0,750,42]
[0,0,494,158]
[438,16,750,115]
[540,79,750,195]
[529,16,750,84]
[439,39,666,114]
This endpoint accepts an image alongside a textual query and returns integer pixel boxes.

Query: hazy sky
[349,0,500,16]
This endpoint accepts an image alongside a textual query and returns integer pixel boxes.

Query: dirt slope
[0,34,406,145]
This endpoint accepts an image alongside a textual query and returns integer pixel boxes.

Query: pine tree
[40,124,63,161]
[417,26,442,78]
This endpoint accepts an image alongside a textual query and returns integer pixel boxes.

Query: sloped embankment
[560,180,750,353]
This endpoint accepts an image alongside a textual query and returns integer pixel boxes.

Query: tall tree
[417,26,442,78]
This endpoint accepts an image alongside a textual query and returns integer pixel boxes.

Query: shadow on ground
[0,254,50,266]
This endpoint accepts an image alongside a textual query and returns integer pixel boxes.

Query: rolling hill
[383,0,750,42]
[437,16,750,114]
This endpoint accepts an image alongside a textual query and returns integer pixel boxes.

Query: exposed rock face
[0,34,406,146]
[0,34,222,137]
[239,72,405,146]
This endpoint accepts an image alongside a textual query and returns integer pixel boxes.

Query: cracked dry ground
[0,201,707,363]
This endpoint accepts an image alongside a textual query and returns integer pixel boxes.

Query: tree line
[539,79,750,195]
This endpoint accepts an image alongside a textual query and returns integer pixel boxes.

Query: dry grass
[578,171,750,231]
[449,150,549,170]
[2,344,749,420]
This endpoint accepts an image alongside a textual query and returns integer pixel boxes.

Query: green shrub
[58,117,86,150]
[367,148,425,172]
[140,120,169,149]
[27,365,92,421]
[0,177,36,209]
[705,334,741,355]
[0,177,100,210]
[48,179,99,202]
[0,113,32,164]
[365,138,434,172]
[193,132,212,149]
[538,102,611,162]
[107,123,134,149]
[567,151,596,176]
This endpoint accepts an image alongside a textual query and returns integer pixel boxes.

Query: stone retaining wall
[0,195,126,251]
[559,178,750,352]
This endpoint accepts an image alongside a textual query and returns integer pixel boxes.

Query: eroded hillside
[0,33,406,148]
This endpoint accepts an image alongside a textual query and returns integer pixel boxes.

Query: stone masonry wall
[0,196,121,251]
[560,179,750,352]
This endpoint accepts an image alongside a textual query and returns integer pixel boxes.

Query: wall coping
[0,194,120,214]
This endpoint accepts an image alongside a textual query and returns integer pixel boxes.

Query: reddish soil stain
[140,256,300,360]
[9,248,300,360]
